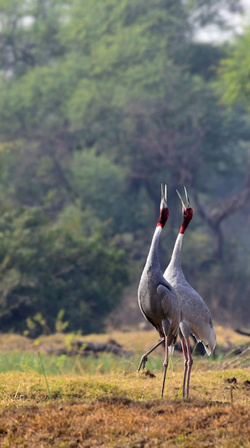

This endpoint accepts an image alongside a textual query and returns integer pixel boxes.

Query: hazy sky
[196,0,250,42]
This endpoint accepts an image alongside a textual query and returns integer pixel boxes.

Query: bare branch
[192,149,250,260]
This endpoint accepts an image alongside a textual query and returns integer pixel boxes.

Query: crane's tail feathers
[168,344,175,355]
[204,346,212,356]
[168,333,177,355]
[203,342,216,356]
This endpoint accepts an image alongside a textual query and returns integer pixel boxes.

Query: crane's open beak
[161,183,168,208]
[176,186,191,210]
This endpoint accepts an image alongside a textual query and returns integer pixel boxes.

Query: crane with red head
[164,187,216,398]
[137,183,180,397]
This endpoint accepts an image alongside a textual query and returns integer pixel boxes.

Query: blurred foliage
[0,205,128,335]
[0,0,248,334]
[217,29,250,109]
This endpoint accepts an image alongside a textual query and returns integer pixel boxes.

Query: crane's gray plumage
[138,184,180,397]
[164,187,216,398]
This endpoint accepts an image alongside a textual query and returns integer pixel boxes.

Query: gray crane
[164,187,216,398]
[138,184,180,397]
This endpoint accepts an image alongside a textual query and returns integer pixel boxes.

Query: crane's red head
[157,183,169,228]
[177,187,193,234]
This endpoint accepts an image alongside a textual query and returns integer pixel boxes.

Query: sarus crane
[138,184,180,397]
[164,187,216,398]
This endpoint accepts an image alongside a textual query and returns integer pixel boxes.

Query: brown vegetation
[0,395,249,447]
[0,327,248,447]
[0,366,248,447]
[0,324,249,355]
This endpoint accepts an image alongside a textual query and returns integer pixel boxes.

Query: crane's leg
[161,336,168,398]
[181,337,188,398]
[185,338,193,399]
[138,338,164,371]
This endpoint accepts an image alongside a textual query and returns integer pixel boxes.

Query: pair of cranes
[138,184,216,398]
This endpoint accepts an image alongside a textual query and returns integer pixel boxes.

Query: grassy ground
[0,327,248,447]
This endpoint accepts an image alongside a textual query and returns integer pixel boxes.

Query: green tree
[0,0,249,331]
[217,28,250,108]
[0,205,128,335]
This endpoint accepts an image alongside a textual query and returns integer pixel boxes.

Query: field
[0,326,249,447]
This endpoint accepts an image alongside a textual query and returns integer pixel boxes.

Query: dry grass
[0,327,248,447]
[0,367,248,447]
[0,324,248,354]
[0,398,249,448]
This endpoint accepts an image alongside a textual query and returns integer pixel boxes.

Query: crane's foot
[138,355,148,371]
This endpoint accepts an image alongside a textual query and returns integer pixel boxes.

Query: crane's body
[164,188,216,398]
[164,233,216,353]
[138,225,180,345]
[138,184,180,397]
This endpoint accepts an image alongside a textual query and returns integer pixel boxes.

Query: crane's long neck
[169,233,183,269]
[145,225,162,270]
[165,206,192,281]
[168,212,191,270]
